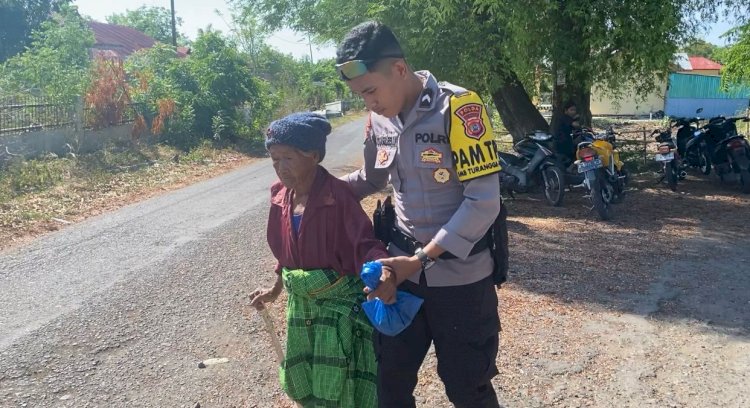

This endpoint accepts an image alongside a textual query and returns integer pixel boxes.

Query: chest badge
[377,149,391,165]
[420,148,443,164]
[433,168,451,184]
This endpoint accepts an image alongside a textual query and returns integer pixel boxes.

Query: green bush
[0,157,72,198]
[0,4,94,104]
[126,30,275,149]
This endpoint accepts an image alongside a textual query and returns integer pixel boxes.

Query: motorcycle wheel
[542,166,565,207]
[610,168,627,203]
[668,161,679,192]
[700,151,711,175]
[741,170,750,194]
[591,177,612,221]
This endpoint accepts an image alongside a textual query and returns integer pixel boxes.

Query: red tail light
[579,147,597,161]
[658,145,671,154]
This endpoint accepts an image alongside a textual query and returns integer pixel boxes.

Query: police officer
[336,21,503,408]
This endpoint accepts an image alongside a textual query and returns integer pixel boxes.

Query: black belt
[389,227,490,260]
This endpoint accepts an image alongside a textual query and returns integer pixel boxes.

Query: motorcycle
[569,128,625,220]
[571,128,628,195]
[498,131,566,206]
[652,127,685,191]
[695,115,750,193]
[675,110,711,175]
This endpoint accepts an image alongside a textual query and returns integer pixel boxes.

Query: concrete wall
[1,124,138,158]
[665,98,750,119]
[590,78,667,116]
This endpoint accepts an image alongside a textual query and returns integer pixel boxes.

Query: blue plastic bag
[360,261,424,336]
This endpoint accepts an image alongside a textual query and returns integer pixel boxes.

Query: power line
[270,34,305,44]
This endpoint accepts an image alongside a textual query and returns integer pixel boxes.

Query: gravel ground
[2,118,749,407]
[353,170,750,407]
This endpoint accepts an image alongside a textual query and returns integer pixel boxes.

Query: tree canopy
[681,39,722,60]
[0,4,94,102]
[240,0,735,139]
[106,6,187,45]
[720,24,750,89]
[0,0,71,62]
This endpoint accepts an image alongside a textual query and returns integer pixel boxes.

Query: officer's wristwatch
[414,247,436,270]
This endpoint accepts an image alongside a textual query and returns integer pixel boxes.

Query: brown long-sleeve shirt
[267,166,388,277]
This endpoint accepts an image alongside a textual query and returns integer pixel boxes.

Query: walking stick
[256,303,303,408]
[257,304,286,364]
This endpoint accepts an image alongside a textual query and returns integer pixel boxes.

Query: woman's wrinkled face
[268,144,319,189]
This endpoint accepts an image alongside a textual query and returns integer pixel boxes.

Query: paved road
[0,118,367,407]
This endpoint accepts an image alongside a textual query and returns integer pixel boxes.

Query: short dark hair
[336,21,404,64]
[563,100,577,111]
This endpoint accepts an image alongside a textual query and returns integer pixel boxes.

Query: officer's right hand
[380,256,422,282]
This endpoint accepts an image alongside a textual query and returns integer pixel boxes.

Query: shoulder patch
[449,92,501,182]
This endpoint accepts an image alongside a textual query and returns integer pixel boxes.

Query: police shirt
[345,71,502,287]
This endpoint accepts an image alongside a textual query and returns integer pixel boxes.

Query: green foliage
[720,24,750,89]
[126,30,272,149]
[188,29,261,137]
[0,0,70,62]
[0,4,93,103]
[220,6,270,73]
[225,11,349,117]
[106,6,187,45]
[681,38,721,59]
[242,0,740,118]
[0,157,71,198]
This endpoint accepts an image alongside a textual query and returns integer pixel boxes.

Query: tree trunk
[491,70,550,142]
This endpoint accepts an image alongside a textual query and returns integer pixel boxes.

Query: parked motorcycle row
[499,127,628,221]
[652,108,750,194]
[498,108,750,221]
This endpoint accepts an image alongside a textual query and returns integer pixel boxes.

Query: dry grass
[0,113,367,251]
[0,141,257,250]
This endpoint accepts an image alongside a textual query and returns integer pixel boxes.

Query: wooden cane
[256,304,303,408]
[258,305,286,364]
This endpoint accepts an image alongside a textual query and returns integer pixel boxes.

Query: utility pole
[170,0,177,46]
[307,33,314,64]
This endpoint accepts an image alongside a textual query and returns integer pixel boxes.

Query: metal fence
[494,128,675,166]
[0,95,142,136]
[0,96,75,135]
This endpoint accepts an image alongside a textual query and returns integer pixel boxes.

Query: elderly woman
[249,112,387,408]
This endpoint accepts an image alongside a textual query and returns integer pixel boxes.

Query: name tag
[373,131,398,169]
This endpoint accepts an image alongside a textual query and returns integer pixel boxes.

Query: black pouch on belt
[372,196,396,246]
[490,201,510,287]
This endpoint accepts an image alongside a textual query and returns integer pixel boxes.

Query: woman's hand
[249,275,284,310]
[364,264,400,304]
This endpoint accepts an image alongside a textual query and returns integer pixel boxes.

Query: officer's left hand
[364,264,398,304]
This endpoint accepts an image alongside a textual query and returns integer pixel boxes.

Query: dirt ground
[265,165,750,407]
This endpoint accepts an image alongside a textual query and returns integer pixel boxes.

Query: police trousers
[373,274,501,408]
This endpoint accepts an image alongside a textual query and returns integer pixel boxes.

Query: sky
[72,0,338,61]
[73,0,738,60]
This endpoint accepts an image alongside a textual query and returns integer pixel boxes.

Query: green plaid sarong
[280,268,378,408]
